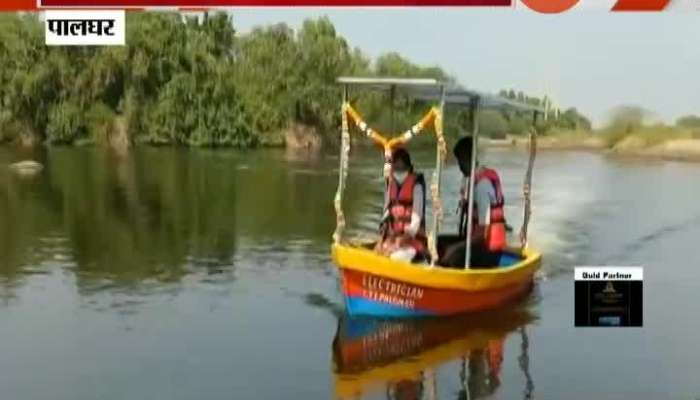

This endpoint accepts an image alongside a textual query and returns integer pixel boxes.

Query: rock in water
[9,160,43,176]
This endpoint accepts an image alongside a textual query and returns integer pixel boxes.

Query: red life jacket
[470,168,507,253]
[387,172,426,254]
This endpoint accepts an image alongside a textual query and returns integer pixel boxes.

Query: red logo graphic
[611,0,671,10]
[521,0,579,13]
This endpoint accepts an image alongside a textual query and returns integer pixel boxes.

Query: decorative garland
[519,127,537,248]
[333,102,447,265]
[332,102,351,244]
[428,108,447,264]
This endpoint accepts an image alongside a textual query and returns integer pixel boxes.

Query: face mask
[393,171,408,184]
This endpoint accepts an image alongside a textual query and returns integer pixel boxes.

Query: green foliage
[601,123,697,148]
[598,105,651,146]
[479,110,509,138]
[506,115,529,136]
[85,102,116,143]
[146,70,254,147]
[559,108,592,131]
[606,105,648,132]
[497,89,591,137]
[47,100,87,144]
[0,13,252,146]
[596,106,700,148]
[234,23,299,142]
[676,115,700,129]
[0,13,590,148]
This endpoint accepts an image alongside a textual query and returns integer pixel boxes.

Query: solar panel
[336,76,545,113]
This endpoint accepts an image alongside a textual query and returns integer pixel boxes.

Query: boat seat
[498,252,521,267]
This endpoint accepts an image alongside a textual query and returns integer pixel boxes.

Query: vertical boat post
[390,84,396,135]
[429,84,446,266]
[464,96,480,269]
[333,84,350,244]
[519,111,538,248]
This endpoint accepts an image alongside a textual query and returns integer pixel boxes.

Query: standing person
[440,136,506,268]
[375,148,427,263]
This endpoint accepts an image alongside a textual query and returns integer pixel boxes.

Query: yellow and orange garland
[333,102,447,265]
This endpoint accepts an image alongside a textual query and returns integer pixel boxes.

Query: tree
[479,110,509,139]
[676,115,700,129]
[559,107,592,131]
[607,105,649,133]
[294,17,356,133]
[0,13,592,148]
[233,23,300,142]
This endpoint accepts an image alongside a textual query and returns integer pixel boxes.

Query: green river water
[1,145,699,399]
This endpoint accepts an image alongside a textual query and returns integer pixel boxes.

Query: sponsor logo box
[575,266,643,327]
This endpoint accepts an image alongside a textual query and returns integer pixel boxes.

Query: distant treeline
[0,12,591,148]
[599,105,700,147]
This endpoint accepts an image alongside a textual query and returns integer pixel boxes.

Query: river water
[0,146,699,400]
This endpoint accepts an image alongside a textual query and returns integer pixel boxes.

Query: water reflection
[2,145,700,398]
[0,145,415,300]
[332,306,535,399]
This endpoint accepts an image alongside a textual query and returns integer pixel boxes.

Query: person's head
[453,136,475,176]
[390,147,413,184]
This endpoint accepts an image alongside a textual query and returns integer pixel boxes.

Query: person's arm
[459,176,468,208]
[471,179,495,243]
[404,184,424,238]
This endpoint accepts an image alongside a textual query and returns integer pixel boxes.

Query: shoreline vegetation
[487,110,700,162]
[0,12,585,152]
[488,134,700,162]
[1,13,699,162]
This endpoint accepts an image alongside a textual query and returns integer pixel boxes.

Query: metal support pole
[332,85,349,244]
[429,85,446,266]
[390,84,396,134]
[464,97,480,269]
[519,111,538,248]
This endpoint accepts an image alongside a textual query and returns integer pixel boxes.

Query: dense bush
[0,12,588,147]
[676,115,700,129]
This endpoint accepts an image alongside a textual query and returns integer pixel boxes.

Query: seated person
[374,147,427,263]
[440,136,507,268]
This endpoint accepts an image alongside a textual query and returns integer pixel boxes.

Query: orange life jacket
[469,168,507,253]
[387,172,427,254]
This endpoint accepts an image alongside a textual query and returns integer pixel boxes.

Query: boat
[332,307,536,399]
[331,77,545,317]
[332,242,540,317]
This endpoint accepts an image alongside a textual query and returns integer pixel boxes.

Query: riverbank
[487,130,700,162]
